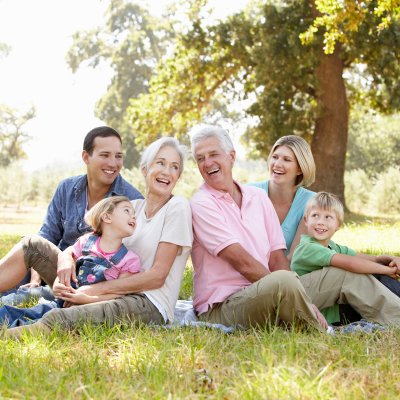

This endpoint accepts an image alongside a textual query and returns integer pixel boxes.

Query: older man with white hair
[189,124,327,330]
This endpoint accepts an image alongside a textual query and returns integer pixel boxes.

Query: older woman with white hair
[0,137,193,338]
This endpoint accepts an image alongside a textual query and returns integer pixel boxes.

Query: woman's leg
[39,294,164,330]
[0,234,60,293]
[3,322,51,340]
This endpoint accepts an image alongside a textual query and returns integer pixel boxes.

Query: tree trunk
[310,47,349,207]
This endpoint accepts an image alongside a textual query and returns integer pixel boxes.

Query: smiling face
[143,145,181,198]
[83,136,123,188]
[269,145,302,186]
[105,200,136,238]
[305,207,340,246]
[194,136,235,192]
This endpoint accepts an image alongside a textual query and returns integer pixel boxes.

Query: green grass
[1,216,400,398]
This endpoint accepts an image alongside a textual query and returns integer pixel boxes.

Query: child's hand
[389,257,400,269]
[52,277,75,298]
[386,265,400,280]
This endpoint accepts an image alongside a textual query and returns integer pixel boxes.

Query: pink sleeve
[71,234,91,259]
[191,195,238,257]
[118,251,142,274]
[105,250,142,280]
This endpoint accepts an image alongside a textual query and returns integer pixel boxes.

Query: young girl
[0,195,141,326]
[69,195,141,290]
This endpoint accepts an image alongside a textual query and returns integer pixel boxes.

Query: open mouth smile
[156,177,170,185]
[207,168,220,175]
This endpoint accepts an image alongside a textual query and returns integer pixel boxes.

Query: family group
[1,124,400,339]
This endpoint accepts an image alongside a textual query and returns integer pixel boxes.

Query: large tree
[66,0,175,167]
[128,0,400,204]
[0,105,35,167]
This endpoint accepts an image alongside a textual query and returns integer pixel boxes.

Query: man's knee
[258,270,302,296]
[22,235,59,266]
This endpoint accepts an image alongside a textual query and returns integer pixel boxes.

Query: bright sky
[0,0,249,171]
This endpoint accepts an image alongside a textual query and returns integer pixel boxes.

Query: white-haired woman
[0,137,193,338]
[249,135,315,260]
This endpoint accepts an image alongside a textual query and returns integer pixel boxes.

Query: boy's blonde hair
[304,191,344,226]
[84,195,132,235]
[267,135,315,188]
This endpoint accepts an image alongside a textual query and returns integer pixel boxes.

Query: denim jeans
[374,274,400,297]
[0,301,58,328]
[1,286,55,306]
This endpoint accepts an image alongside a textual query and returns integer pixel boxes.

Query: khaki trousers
[22,234,60,286]
[299,267,400,325]
[198,270,322,330]
[40,294,164,329]
[21,234,164,329]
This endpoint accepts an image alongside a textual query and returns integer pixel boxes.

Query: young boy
[291,191,400,324]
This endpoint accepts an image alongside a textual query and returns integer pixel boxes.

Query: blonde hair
[84,195,132,235]
[268,135,315,188]
[304,192,344,226]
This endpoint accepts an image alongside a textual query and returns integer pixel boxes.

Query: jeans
[1,285,55,306]
[374,274,400,297]
[0,301,58,328]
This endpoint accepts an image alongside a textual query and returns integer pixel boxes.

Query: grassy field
[1,211,400,398]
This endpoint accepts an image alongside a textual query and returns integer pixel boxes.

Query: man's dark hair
[83,126,122,155]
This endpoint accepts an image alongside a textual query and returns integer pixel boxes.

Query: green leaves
[301,0,400,54]
[0,105,35,167]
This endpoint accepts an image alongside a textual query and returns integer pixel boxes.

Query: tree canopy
[127,0,400,203]
[66,0,176,167]
[67,0,400,203]
[301,0,400,53]
[0,105,35,167]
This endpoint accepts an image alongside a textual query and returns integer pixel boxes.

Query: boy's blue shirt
[38,174,143,250]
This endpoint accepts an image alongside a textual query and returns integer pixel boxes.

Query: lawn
[0,213,400,398]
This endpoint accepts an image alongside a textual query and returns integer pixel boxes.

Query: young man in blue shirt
[1,126,142,302]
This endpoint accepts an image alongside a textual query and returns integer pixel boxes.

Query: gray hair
[140,137,186,175]
[189,124,234,156]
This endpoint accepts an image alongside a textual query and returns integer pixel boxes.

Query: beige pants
[299,267,400,325]
[21,234,164,329]
[22,234,60,286]
[198,270,322,330]
[40,294,164,330]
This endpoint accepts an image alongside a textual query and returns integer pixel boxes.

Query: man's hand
[57,246,77,286]
[19,282,41,289]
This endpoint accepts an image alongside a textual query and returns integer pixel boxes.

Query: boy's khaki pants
[299,266,400,325]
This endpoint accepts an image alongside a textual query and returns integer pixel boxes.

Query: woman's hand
[60,290,97,305]
[60,285,121,305]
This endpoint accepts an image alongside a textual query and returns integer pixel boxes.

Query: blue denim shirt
[38,174,143,250]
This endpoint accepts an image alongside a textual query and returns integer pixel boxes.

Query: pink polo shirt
[190,182,286,314]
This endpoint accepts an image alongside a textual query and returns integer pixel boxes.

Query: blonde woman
[249,135,315,260]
